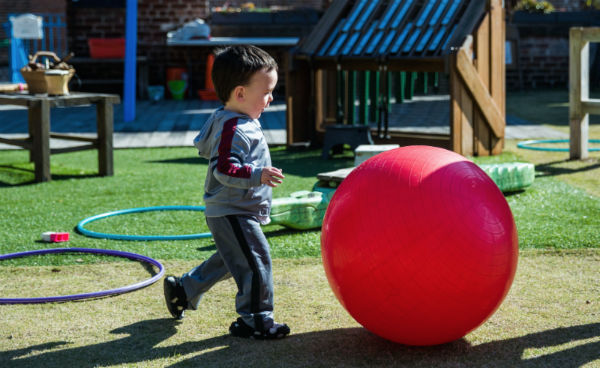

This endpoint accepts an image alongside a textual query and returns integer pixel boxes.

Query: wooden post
[569,27,589,160]
[369,70,379,124]
[450,53,462,155]
[346,70,357,125]
[285,58,312,143]
[474,11,491,156]
[96,98,114,176]
[489,0,505,155]
[358,71,369,125]
[30,99,51,182]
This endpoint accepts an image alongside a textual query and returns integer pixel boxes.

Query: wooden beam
[0,136,32,149]
[474,12,491,156]
[569,27,589,159]
[582,27,600,42]
[50,133,97,143]
[489,0,505,154]
[582,99,600,115]
[449,54,462,154]
[455,48,504,139]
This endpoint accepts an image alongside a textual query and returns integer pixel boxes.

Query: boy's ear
[233,85,245,101]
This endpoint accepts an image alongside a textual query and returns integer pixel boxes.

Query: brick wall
[507,36,570,89]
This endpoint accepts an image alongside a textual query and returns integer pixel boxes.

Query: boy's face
[238,68,278,119]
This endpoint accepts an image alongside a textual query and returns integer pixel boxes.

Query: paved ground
[0,95,566,150]
[382,95,567,140]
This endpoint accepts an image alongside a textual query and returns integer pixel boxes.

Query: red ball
[321,146,518,346]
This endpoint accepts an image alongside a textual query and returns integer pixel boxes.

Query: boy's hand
[261,167,285,187]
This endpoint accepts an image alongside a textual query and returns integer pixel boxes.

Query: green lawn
[0,89,599,367]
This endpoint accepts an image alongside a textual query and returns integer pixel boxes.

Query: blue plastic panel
[403,28,421,53]
[379,0,402,30]
[442,0,461,25]
[366,30,384,54]
[429,0,449,26]
[342,32,360,55]
[416,0,436,27]
[390,22,412,54]
[342,0,367,33]
[318,21,344,56]
[391,1,412,29]
[415,27,434,52]
[354,0,379,31]
[354,21,379,55]
[428,26,446,51]
[379,30,397,54]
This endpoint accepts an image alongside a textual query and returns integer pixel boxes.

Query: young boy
[163,45,289,340]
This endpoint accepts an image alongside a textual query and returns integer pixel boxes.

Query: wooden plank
[582,99,600,115]
[449,53,462,154]
[30,100,51,182]
[445,1,487,51]
[96,98,114,176]
[581,27,600,42]
[460,80,474,156]
[489,0,505,154]
[315,69,325,132]
[474,12,490,156]
[325,70,338,126]
[0,136,32,149]
[317,167,354,183]
[569,27,589,159]
[50,143,97,155]
[455,48,504,138]
[285,59,312,142]
[50,133,97,143]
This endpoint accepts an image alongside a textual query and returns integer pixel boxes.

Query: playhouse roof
[295,0,487,70]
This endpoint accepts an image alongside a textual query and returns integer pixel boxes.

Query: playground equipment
[321,146,518,345]
[569,27,600,160]
[0,248,164,304]
[77,206,212,241]
[287,0,506,157]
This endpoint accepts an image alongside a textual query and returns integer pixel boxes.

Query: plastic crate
[88,38,125,59]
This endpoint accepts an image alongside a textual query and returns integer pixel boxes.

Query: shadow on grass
[3,319,599,367]
[148,148,354,178]
[534,159,600,178]
[0,164,97,187]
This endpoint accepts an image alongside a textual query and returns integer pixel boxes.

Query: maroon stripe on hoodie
[217,117,252,178]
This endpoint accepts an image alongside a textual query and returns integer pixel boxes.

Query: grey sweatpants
[181,214,275,331]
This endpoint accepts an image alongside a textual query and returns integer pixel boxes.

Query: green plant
[584,0,600,9]
[515,0,555,13]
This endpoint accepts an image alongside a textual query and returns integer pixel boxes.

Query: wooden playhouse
[286,0,506,156]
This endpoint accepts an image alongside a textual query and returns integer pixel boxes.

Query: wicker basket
[21,69,47,94]
[20,51,74,95]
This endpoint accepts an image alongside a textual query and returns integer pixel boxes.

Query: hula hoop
[0,247,164,304]
[77,205,212,241]
[517,139,600,152]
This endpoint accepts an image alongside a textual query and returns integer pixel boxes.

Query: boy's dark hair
[211,45,278,104]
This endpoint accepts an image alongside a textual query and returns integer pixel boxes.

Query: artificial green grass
[0,144,599,267]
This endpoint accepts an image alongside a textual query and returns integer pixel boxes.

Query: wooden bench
[0,92,120,182]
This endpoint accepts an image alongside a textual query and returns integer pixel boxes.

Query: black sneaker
[163,276,187,319]
[229,317,290,340]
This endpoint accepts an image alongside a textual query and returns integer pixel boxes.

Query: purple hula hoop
[0,247,165,304]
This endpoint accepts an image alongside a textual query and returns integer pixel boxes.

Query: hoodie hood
[193,107,246,159]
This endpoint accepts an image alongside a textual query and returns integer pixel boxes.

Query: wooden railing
[569,27,600,159]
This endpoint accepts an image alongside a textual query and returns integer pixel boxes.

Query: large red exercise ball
[321,146,518,346]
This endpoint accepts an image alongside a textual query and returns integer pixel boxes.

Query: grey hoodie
[193,107,272,223]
